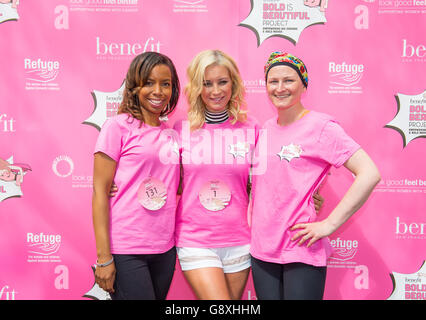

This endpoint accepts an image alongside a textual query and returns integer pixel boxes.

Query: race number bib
[198,180,231,212]
[137,177,167,211]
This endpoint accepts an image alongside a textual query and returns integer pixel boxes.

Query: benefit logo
[0,284,17,300]
[385,91,426,147]
[95,36,161,60]
[0,156,31,203]
[0,0,19,24]
[239,0,328,46]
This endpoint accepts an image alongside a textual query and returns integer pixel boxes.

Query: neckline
[205,109,229,124]
[274,109,312,129]
[203,117,231,127]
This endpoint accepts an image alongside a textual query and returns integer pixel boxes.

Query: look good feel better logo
[157,121,268,175]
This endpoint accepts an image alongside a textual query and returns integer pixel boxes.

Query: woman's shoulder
[308,110,336,123]
[100,113,138,135]
[233,114,260,129]
[105,113,133,126]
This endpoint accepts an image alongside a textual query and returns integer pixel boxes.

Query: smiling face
[138,64,172,124]
[201,64,233,113]
[266,65,306,110]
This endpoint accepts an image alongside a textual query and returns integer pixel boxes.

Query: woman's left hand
[290,220,336,248]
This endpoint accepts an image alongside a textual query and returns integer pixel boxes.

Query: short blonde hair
[185,50,247,131]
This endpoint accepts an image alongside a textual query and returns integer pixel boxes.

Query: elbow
[374,171,382,186]
[356,165,381,188]
[369,166,381,188]
[372,162,381,185]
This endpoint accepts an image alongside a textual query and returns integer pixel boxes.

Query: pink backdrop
[1,0,425,300]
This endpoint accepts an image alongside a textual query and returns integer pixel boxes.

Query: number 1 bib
[198,180,231,212]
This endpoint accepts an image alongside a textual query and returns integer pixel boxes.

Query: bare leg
[183,267,231,300]
[225,268,250,300]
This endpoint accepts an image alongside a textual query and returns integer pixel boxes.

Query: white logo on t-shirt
[228,141,250,158]
[277,143,303,162]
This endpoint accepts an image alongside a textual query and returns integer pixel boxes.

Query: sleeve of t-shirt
[94,118,123,162]
[317,120,361,168]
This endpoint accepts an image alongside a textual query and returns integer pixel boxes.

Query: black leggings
[111,247,176,300]
[251,256,327,300]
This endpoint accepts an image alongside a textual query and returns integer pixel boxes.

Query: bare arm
[92,152,117,293]
[291,149,381,247]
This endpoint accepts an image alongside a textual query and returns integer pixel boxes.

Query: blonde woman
[172,50,256,300]
[174,50,324,300]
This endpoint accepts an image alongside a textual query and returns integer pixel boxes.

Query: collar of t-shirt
[205,109,229,124]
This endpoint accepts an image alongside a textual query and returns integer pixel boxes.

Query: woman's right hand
[95,260,116,294]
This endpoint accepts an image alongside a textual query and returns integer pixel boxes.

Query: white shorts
[177,244,251,273]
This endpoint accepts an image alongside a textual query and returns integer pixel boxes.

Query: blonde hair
[185,50,247,131]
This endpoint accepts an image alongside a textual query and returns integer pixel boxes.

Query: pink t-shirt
[94,113,180,254]
[174,117,259,248]
[250,111,360,266]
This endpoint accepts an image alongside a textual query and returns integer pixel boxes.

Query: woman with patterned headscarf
[249,51,381,300]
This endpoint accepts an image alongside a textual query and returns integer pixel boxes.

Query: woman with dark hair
[91,52,181,300]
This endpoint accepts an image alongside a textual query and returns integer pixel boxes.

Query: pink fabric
[94,113,180,254]
[250,111,361,266]
[174,117,259,248]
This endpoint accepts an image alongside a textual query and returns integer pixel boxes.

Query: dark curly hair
[118,52,180,124]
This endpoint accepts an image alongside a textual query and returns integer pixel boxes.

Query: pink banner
[0,0,425,301]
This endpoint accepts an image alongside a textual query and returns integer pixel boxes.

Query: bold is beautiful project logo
[83,81,125,130]
[388,261,426,300]
[385,91,426,147]
[239,0,328,46]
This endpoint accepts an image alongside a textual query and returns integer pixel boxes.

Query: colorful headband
[264,51,308,87]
